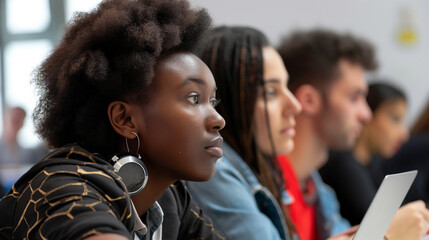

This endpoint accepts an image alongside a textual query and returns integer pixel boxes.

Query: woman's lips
[205,137,224,158]
[281,127,296,137]
[205,146,223,158]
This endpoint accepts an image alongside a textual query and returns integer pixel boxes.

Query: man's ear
[294,84,322,116]
[107,101,141,139]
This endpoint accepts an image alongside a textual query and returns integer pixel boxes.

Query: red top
[277,155,319,240]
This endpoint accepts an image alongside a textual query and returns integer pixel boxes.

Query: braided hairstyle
[197,26,295,238]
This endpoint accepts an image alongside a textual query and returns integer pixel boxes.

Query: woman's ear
[294,84,322,116]
[107,101,141,139]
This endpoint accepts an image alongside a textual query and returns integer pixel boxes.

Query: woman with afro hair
[0,0,226,239]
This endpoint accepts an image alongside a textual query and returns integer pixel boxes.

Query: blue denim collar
[222,143,294,240]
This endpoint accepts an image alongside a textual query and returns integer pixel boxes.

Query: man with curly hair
[0,0,226,239]
[277,29,429,240]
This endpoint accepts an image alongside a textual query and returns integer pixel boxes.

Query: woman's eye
[187,94,199,105]
[210,98,221,108]
[390,114,402,124]
[265,88,276,98]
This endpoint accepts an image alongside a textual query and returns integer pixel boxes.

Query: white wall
[191,0,429,126]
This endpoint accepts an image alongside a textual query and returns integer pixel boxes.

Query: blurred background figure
[0,106,33,165]
[278,28,375,239]
[0,106,29,198]
[356,82,409,163]
[0,106,48,197]
[279,29,429,240]
[382,98,429,205]
[320,81,410,225]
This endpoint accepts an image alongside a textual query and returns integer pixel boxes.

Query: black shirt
[319,150,384,225]
[158,181,225,240]
[382,133,429,205]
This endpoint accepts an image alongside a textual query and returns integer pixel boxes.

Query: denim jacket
[186,143,293,240]
[187,143,351,240]
[312,171,351,239]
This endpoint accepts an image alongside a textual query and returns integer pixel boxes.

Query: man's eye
[210,98,221,108]
[350,95,360,102]
[187,94,199,105]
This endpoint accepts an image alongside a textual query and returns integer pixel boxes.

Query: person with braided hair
[0,0,225,239]
[186,26,302,240]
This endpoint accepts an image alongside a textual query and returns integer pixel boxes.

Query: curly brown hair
[277,29,378,93]
[32,0,211,156]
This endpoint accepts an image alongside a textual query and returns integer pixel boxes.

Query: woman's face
[136,52,225,182]
[253,46,302,156]
[365,99,409,158]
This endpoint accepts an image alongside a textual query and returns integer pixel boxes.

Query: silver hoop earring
[110,132,148,196]
[126,131,141,158]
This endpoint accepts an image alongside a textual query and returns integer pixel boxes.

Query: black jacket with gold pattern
[0,145,135,239]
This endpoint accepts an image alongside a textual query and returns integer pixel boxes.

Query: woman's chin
[187,167,216,182]
[276,142,295,155]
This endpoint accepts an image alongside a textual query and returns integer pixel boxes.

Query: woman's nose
[283,90,302,117]
[208,108,226,131]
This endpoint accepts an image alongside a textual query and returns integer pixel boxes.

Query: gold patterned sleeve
[0,158,134,240]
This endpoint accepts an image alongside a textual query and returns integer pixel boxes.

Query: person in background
[186,26,302,240]
[0,106,47,195]
[320,81,409,225]
[0,107,29,197]
[382,98,429,205]
[278,28,429,240]
[0,0,226,239]
[0,106,33,165]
